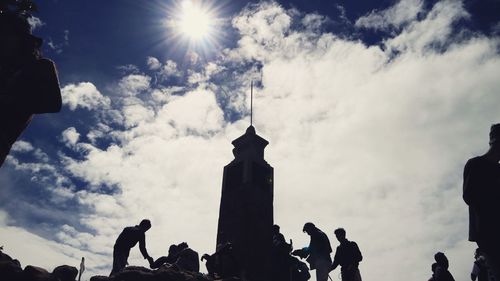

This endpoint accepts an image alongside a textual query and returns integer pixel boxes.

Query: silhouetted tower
[216,125,274,281]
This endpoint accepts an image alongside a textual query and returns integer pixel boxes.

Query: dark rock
[0,260,23,280]
[23,265,57,281]
[90,275,112,281]
[113,266,154,281]
[52,265,78,281]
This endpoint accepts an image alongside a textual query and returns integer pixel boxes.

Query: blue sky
[1,0,500,280]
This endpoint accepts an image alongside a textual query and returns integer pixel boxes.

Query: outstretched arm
[331,248,340,271]
[139,235,152,261]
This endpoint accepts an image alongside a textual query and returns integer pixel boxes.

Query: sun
[171,0,217,42]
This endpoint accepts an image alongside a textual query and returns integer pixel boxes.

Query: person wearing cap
[110,219,154,276]
[463,124,500,281]
[0,11,62,167]
[293,222,332,281]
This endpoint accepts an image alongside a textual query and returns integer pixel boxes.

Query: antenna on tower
[250,80,253,126]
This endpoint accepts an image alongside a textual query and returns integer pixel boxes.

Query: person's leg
[110,248,128,276]
[315,259,330,281]
[479,242,500,281]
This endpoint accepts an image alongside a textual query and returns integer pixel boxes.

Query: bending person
[110,219,154,276]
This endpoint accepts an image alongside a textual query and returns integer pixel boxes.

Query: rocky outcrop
[90,265,212,281]
[52,265,78,281]
[0,250,217,281]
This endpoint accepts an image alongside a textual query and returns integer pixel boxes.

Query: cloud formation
[61,82,111,111]
[2,1,500,281]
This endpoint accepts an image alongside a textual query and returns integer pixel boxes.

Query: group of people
[109,220,363,281]
[2,2,500,281]
[110,219,200,276]
[291,223,363,281]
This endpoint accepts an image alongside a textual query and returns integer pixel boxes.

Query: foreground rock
[1,250,217,281]
[90,265,213,281]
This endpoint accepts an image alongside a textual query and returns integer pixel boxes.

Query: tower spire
[250,80,253,127]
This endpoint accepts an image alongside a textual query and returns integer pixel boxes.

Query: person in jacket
[463,124,500,280]
[433,252,455,281]
[293,222,332,281]
[330,228,362,281]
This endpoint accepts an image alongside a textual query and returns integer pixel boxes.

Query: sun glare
[173,0,216,42]
[179,1,212,40]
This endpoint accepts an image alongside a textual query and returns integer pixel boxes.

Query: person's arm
[138,233,152,261]
[471,262,479,281]
[331,248,340,271]
[353,242,362,262]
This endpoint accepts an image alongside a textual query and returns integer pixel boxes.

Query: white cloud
[146,56,161,70]
[160,60,180,78]
[10,141,34,153]
[2,1,500,281]
[27,16,44,30]
[356,0,424,30]
[61,82,111,111]
[385,0,470,53]
[118,74,151,96]
[61,127,80,147]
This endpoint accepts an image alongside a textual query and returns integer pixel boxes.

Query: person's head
[489,124,500,155]
[334,228,347,242]
[272,224,280,234]
[0,13,41,63]
[302,222,315,235]
[431,262,438,273]
[474,248,483,259]
[177,242,189,251]
[168,244,179,256]
[139,219,151,232]
[434,252,449,269]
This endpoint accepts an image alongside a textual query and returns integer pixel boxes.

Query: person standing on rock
[330,228,363,281]
[292,222,332,281]
[110,219,154,276]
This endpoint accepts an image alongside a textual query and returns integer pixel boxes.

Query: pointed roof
[231,125,269,160]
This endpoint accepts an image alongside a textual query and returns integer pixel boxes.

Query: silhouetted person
[201,242,239,279]
[330,228,362,281]
[471,248,489,281]
[273,224,293,255]
[463,124,500,280]
[150,243,180,269]
[110,219,154,276]
[174,242,200,272]
[271,224,294,281]
[429,262,438,281]
[0,10,62,167]
[433,252,455,281]
[292,222,332,281]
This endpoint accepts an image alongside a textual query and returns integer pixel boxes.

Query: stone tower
[216,125,274,281]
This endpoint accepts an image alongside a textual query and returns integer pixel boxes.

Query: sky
[1,0,500,280]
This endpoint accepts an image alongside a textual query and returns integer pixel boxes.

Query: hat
[489,124,500,145]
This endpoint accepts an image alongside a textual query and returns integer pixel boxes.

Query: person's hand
[147,256,154,266]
